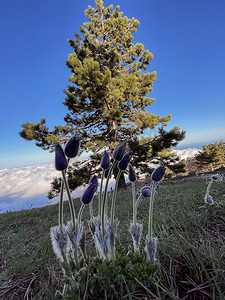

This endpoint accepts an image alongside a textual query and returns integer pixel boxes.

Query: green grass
[0,176,225,299]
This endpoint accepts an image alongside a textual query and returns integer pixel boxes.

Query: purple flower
[113,141,126,161]
[81,184,96,205]
[128,164,136,182]
[55,143,68,171]
[105,168,110,178]
[100,151,110,170]
[89,175,98,189]
[141,187,151,198]
[65,135,80,158]
[151,165,165,182]
[118,151,133,171]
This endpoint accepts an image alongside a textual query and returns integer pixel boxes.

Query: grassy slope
[0,176,225,299]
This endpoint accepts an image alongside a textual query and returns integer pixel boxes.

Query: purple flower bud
[65,135,80,158]
[151,165,166,182]
[113,141,126,161]
[55,143,68,171]
[105,168,110,178]
[118,151,133,171]
[100,151,110,170]
[89,175,98,189]
[81,184,96,204]
[141,187,151,198]
[128,164,136,182]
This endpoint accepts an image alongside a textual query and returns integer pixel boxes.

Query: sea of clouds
[0,148,199,214]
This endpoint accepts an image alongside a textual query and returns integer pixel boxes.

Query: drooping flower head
[151,165,166,182]
[141,187,151,198]
[101,151,110,170]
[204,194,214,204]
[55,143,68,171]
[211,174,220,181]
[65,135,80,158]
[81,184,96,205]
[113,141,126,161]
[118,150,132,171]
[128,164,136,182]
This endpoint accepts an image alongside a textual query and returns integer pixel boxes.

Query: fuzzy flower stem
[135,195,142,209]
[134,195,142,227]
[59,179,64,227]
[99,171,104,216]
[58,158,70,227]
[73,250,79,266]
[132,182,136,225]
[101,160,117,235]
[62,170,76,229]
[89,201,94,220]
[110,169,122,226]
[148,182,156,240]
[62,253,70,273]
[78,203,85,225]
[81,231,87,261]
[206,179,213,196]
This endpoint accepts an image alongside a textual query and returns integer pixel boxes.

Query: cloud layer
[173,148,200,160]
[0,148,199,213]
[0,164,58,213]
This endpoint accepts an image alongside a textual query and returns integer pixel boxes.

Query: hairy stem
[110,169,122,226]
[62,170,76,229]
[98,171,105,216]
[59,179,64,227]
[134,195,142,227]
[78,203,85,225]
[132,182,136,225]
[205,179,213,196]
[148,182,156,240]
[101,160,117,235]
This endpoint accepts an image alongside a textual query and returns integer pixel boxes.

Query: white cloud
[0,147,200,213]
[173,148,200,160]
[0,163,117,213]
[0,164,58,198]
[0,164,59,213]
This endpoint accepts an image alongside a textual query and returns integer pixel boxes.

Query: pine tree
[19,1,185,195]
[196,140,225,172]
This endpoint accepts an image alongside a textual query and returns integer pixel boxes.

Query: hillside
[0,175,225,299]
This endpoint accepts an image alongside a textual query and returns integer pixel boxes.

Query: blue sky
[0,0,225,169]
